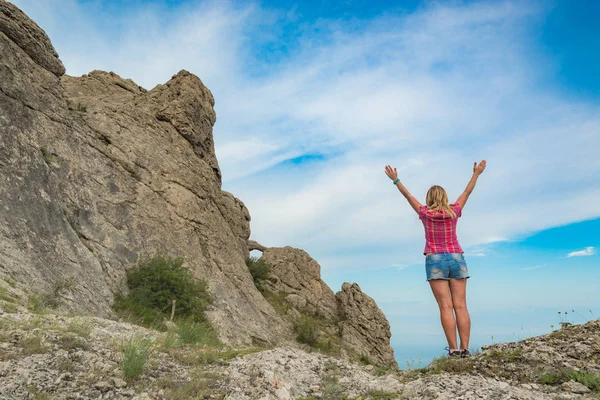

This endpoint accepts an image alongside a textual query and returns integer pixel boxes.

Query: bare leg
[450,278,471,350]
[429,279,457,350]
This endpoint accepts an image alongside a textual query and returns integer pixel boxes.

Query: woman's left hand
[385,165,398,181]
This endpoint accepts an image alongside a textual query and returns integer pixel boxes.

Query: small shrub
[429,355,474,374]
[564,370,600,391]
[21,333,47,355]
[39,147,59,165]
[121,336,154,379]
[367,389,401,399]
[158,331,180,351]
[261,290,292,315]
[27,293,47,314]
[541,369,600,391]
[67,317,94,338]
[2,302,18,313]
[246,256,270,289]
[0,285,16,303]
[114,255,212,327]
[177,319,219,347]
[295,315,318,346]
[57,333,89,351]
[322,374,345,398]
[26,386,51,400]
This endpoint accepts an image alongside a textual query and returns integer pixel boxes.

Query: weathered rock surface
[258,246,398,368]
[0,0,285,345]
[336,282,397,368]
[1,309,599,399]
[261,247,338,320]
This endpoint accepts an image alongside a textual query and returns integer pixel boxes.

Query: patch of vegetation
[2,302,18,313]
[114,255,212,330]
[158,331,180,351]
[485,347,523,362]
[295,315,318,346]
[158,369,225,399]
[261,290,292,315]
[21,333,48,355]
[322,374,345,399]
[26,386,51,400]
[0,285,17,303]
[428,355,475,375]
[120,336,155,380]
[539,369,600,391]
[57,333,89,351]
[67,317,94,338]
[177,319,219,347]
[4,279,17,288]
[56,359,77,373]
[245,256,271,290]
[39,146,59,165]
[171,347,263,366]
[27,278,74,313]
[366,389,402,399]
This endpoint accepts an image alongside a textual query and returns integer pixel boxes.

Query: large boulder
[336,283,397,368]
[0,0,286,345]
[261,246,338,320]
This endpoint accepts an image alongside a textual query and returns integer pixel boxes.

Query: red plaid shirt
[419,203,464,255]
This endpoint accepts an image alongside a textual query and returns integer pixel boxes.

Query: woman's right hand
[473,160,487,176]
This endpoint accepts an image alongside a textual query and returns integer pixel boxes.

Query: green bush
[114,255,212,327]
[540,369,600,391]
[295,315,318,346]
[121,336,154,379]
[245,256,270,289]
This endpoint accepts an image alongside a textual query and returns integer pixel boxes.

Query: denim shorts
[425,253,469,281]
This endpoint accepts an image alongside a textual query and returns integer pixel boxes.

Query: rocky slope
[0,0,395,364]
[1,301,599,399]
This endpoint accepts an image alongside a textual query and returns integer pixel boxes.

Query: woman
[384,160,487,358]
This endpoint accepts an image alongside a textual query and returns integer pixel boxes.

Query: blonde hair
[426,185,456,218]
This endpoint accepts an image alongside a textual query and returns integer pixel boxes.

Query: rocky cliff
[0,0,396,367]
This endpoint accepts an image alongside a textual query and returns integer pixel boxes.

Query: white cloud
[521,264,546,270]
[567,247,596,258]
[11,0,600,273]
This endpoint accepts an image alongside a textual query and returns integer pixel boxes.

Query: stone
[261,247,338,320]
[561,380,590,394]
[111,377,127,388]
[93,381,112,392]
[336,283,397,368]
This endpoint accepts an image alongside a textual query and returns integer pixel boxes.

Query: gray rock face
[260,247,398,368]
[261,247,338,320]
[0,0,65,76]
[336,282,397,368]
[0,1,286,345]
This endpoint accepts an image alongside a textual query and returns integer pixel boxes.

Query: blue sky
[12,0,600,367]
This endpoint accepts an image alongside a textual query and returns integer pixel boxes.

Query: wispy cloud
[12,0,600,272]
[567,247,596,258]
[522,264,546,270]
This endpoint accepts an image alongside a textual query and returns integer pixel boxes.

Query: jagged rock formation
[259,247,397,368]
[0,0,285,346]
[261,247,338,320]
[0,0,397,365]
[336,283,397,368]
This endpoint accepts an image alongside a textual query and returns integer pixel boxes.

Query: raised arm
[456,160,486,209]
[384,165,422,214]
